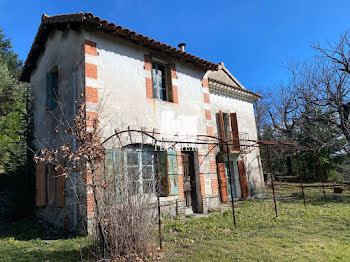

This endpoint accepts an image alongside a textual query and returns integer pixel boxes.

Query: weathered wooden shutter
[218,111,226,151]
[105,148,122,178]
[56,159,65,207]
[167,63,178,104]
[158,150,169,196]
[167,150,179,195]
[48,165,56,204]
[166,64,173,101]
[237,160,249,198]
[217,162,229,202]
[47,72,58,109]
[36,163,46,206]
[105,148,122,198]
[230,113,240,151]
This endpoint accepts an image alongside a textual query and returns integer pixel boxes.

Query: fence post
[225,140,236,227]
[296,149,306,207]
[154,149,162,251]
[267,146,278,217]
[317,155,327,200]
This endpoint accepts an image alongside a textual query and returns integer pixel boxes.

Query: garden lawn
[163,184,350,261]
[1,183,350,261]
[0,218,88,262]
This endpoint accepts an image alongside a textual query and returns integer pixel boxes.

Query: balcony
[219,131,250,154]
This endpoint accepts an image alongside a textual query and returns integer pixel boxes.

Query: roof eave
[20,13,219,82]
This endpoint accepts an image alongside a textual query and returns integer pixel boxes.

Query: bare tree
[34,98,159,261]
[311,33,350,154]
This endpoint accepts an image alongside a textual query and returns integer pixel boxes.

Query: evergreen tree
[0,29,29,173]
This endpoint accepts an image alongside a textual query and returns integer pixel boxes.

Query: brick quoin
[84,40,97,56]
[86,111,98,128]
[85,86,98,104]
[197,152,204,166]
[177,151,183,167]
[86,164,92,184]
[206,126,213,136]
[203,93,210,104]
[170,63,177,79]
[210,160,217,172]
[177,152,184,198]
[85,63,97,79]
[208,144,216,155]
[145,77,153,98]
[172,85,178,104]
[87,192,96,218]
[200,172,205,196]
[144,54,152,71]
[202,78,209,88]
[205,109,212,120]
[211,178,219,195]
[178,174,184,199]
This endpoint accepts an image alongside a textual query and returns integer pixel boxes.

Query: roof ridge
[20,12,218,82]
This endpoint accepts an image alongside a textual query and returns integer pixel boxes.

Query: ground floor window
[123,145,155,195]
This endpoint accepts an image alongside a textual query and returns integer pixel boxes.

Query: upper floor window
[217,111,240,152]
[47,67,58,110]
[152,62,169,101]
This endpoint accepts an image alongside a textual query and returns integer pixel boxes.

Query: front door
[225,161,237,199]
[182,151,197,211]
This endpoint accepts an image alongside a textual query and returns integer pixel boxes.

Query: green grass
[0,218,88,262]
[163,184,350,261]
[1,183,349,261]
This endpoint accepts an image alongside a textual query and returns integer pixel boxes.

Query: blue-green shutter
[104,148,122,200]
[158,150,168,196]
[167,150,179,195]
[47,72,58,110]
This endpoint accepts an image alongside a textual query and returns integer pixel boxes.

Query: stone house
[20,13,265,231]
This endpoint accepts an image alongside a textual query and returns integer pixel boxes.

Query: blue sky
[1,0,350,92]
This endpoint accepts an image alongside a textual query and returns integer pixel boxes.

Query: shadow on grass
[277,190,350,206]
[0,217,76,241]
[2,245,87,262]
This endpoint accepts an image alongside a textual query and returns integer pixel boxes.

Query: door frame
[216,153,241,201]
[181,150,203,213]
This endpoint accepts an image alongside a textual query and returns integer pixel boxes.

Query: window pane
[127,167,139,180]
[161,88,167,101]
[158,64,165,73]
[142,166,153,180]
[143,180,154,194]
[151,63,168,101]
[127,166,139,195]
[142,151,153,165]
[126,152,138,166]
[131,181,139,195]
[157,74,162,93]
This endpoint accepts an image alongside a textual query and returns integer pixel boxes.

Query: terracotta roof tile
[20,13,218,81]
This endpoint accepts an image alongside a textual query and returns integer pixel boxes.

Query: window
[217,111,240,151]
[47,67,58,110]
[152,62,169,101]
[124,146,155,195]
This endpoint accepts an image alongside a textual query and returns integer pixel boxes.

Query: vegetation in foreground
[0,218,88,262]
[162,184,350,262]
[1,183,350,261]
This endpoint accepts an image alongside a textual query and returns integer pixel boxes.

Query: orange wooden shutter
[237,160,249,198]
[48,165,56,204]
[230,113,240,151]
[36,163,46,206]
[218,111,226,152]
[56,159,65,208]
[217,162,229,202]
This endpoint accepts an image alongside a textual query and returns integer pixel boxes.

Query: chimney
[178,43,186,52]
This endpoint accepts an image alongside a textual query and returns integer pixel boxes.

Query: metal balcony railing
[219,131,250,153]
